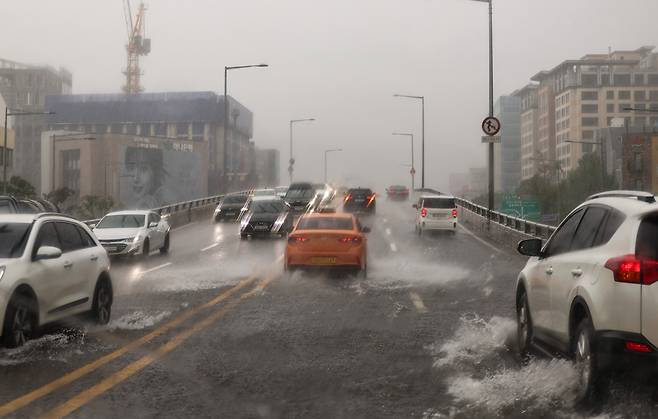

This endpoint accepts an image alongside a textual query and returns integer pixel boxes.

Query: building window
[581,91,598,100]
[125,124,137,135]
[582,74,598,87]
[110,124,122,134]
[154,123,166,137]
[614,74,631,86]
[176,123,189,139]
[606,103,615,113]
[139,124,151,136]
[633,74,645,85]
[192,122,204,141]
[635,117,647,126]
[620,104,631,112]
[650,91,658,101]
[651,117,658,127]
[582,143,594,153]
[636,103,646,110]
[634,90,646,101]
[582,117,598,127]
[606,91,614,100]
[619,91,631,100]
[582,130,594,139]
[634,152,643,172]
[62,149,80,193]
[581,104,598,113]
[649,74,658,85]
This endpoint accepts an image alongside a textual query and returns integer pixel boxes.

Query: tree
[44,187,75,207]
[0,176,36,199]
[76,195,114,220]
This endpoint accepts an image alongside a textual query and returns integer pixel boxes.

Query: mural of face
[130,162,155,198]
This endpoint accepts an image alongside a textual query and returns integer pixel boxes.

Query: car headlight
[133,235,144,243]
[0,266,5,282]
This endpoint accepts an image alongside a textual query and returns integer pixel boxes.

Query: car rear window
[423,198,455,209]
[297,217,354,230]
[348,189,372,197]
[637,213,658,259]
[0,223,31,258]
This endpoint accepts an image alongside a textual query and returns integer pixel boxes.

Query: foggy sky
[2,0,658,192]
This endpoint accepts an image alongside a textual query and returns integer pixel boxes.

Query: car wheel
[141,239,150,259]
[91,278,113,325]
[3,293,37,348]
[160,233,170,254]
[360,264,368,279]
[516,291,533,360]
[573,317,603,404]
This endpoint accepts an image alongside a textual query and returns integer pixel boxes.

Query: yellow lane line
[0,274,258,418]
[42,270,281,419]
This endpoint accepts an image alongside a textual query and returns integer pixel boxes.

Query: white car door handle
[90,255,98,261]
[63,261,73,269]
[545,267,554,275]
[571,268,583,277]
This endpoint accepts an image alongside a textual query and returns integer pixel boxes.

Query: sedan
[240,197,294,239]
[93,210,170,258]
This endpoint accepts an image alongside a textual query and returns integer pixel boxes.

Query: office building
[493,95,522,192]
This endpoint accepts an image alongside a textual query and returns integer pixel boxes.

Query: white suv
[515,191,658,401]
[93,210,170,257]
[0,213,112,347]
[413,195,458,235]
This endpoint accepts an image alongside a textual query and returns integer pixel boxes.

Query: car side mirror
[517,238,543,257]
[89,223,97,229]
[35,246,62,261]
[361,226,371,233]
[149,222,158,228]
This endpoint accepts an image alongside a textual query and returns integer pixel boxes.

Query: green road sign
[500,195,541,222]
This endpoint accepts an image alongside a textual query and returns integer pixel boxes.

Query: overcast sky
[2,0,658,191]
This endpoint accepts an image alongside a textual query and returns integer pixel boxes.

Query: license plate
[104,246,117,252]
[311,257,336,265]
[254,225,269,231]
[225,212,235,216]
[432,214,444,219]
[355,199,365,202]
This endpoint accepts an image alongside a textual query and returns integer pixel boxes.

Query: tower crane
[122,1,150,94]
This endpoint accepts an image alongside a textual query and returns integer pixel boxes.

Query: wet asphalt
[2,200,656,418]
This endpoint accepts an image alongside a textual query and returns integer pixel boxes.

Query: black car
[240,197,294,239]
[343,188,376,215]
[214,193,248,221]
[284,182,316,213]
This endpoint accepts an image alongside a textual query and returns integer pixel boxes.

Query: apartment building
[493,95,522,192]
[529,46,658,176]
[513,84,539,181]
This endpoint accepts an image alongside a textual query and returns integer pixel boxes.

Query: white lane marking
[173,222,198,231]
[458,224,504,254]
[200,243,219,252]
[385,227,392,236]
[139,262,172,275]
[409,292,427,313]
[390,242,398,252]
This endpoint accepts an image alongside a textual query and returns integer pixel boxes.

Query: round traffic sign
[410,167,416,175]
[481,116,501,136]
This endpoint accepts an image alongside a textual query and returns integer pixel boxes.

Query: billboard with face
[119,144,202,209]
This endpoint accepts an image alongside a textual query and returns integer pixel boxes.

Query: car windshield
[0,223,31,258]
[423,198,456,209]
[297,217,353,230]
[251,201,284,213]
[253,189,275,196]
[96,214,146,229]
[286,189,315,199]
[223,195,247,204]
[349,189,372,198]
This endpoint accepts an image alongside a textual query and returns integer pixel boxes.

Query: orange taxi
[285,213,369,276]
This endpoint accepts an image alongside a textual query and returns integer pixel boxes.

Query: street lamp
[323,148,342,183]
[289,118,316,183]
[392,132,415,190]
[3,108,55,194]
[223,63,268,192]
[393,94,424,188]
[467,0,495,214]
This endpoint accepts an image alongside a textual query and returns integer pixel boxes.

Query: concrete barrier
[458,205,536,250]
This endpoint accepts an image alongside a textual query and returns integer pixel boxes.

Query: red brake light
[605,255,658,285]
[288,236,309,243]
[625,341,653,353]
[344,194,352,202]
[421,208,427,218]
[451,208,458,218]
[338,236,362,244]
[367,194,376,206]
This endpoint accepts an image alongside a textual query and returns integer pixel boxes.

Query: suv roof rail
[35,212,80,221]
[587,190,656,203]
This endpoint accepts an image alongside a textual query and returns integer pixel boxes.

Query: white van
[413,195,458,235]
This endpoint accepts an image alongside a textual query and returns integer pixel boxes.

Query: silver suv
[515,191,658,401]
[0,213,112,347]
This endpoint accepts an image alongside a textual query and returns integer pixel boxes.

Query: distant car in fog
[413,195,457,235]
[343,188,376,215]
[275,186,288,198]
[93,210,170,258]
[386,185,409,201]
[252,188,277,197]
[214,193,249,222]
[284,182,316,213]
[240,196,294,239]
[285,212,369,277]
[0,213,112,347]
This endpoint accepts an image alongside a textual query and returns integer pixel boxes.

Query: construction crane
[122,1,151,94]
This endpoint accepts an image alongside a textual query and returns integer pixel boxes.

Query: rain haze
[3,0,657,190]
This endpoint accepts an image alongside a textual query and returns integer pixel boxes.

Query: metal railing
[455,197,557,240]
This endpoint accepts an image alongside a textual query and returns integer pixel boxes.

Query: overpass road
[0,200,652,418]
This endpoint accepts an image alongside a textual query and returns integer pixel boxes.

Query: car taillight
[344,194,352,202]
[451,208,458,218]
[288,236,309,243]
[625,341,653,353]
[605,255,658,285]
[421,208,427,217]
[338,236,362,244]
[367,194,376,206]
